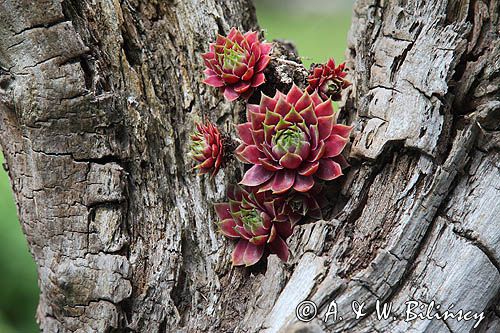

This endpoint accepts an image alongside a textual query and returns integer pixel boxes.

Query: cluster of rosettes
[192,28,352,267]
[213,183,326,266]
[214,186,292,266]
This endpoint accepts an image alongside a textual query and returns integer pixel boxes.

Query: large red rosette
[236,85,352,194]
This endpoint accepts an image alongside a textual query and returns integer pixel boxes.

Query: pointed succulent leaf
[240,165,274,186]
[316,159,343,180]
[232,239,248,266]
[269,236,289,262]
[271,170,295,194]
[293,174,314,192]
[220,219,240,238]
[243,243,265,266]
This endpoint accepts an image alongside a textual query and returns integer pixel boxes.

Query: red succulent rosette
[190,121,224,177]
[306,58,350,101]
[235,84,352,194]
[202,27,272,101]
[279,185,326,225]
[214,186,292,266]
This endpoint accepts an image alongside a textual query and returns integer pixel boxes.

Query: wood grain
[0,0,498,332]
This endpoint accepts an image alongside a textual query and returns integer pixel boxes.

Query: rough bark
[0,0,498,333]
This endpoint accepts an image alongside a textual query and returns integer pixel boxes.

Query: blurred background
[0,0,353,331]
[255,0,353,67]
[0,152,39,333]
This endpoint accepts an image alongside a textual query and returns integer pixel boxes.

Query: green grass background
[0,2,351,331]
[0,152,39,333]
[256,1,352,67]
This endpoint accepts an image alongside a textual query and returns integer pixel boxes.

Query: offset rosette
[190,121,224,177]
[202,27,272,101]
[214,186,292,266]
[279,185,326,225]
[236,85,352,194]
[306,58,350,101]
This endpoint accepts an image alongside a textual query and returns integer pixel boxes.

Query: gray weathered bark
[0,0,498,332]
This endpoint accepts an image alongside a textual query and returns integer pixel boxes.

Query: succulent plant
[202,27,272,101]
[235,84,352,194]
[190,121,224,177]
[279,185,326,225]
[214,186,292,266]
[306,58,350,101]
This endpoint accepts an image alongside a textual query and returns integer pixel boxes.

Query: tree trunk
[0,0,498,332]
